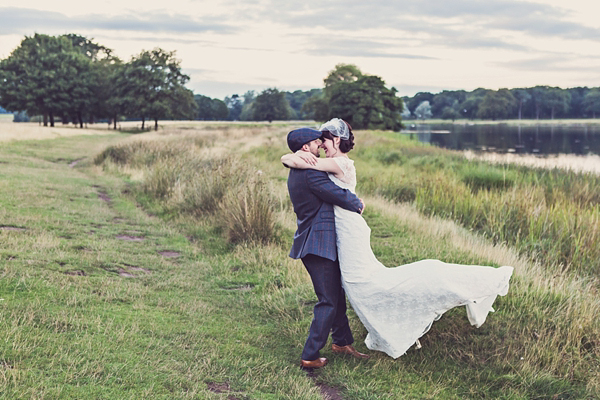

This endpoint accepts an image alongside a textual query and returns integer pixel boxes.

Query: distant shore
[407,118,600,125]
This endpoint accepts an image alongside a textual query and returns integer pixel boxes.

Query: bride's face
[320,137,340,158]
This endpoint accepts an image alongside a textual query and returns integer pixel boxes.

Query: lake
[405,122,600,155]
[403,122,600,174]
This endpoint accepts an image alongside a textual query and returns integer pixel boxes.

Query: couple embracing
[282,118,513,368]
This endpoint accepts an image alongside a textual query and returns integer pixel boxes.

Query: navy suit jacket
[287,168,363,261]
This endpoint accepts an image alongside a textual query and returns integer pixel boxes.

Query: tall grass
[93,124,600,397]
[355,131,600,276]
[95,136,278,245]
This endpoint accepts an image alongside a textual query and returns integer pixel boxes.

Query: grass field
[0,121,598,398]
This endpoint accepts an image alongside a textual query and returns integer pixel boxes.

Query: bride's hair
[321,121,355,153]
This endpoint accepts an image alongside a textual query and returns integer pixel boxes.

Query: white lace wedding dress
[329,157,514,359]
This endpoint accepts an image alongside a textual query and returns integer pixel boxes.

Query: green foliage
[251,88,290,122]
[194,94,228,120]
[0,34,95,126]
[96,136,278,245]
[2,126,599,398]
[285,88,322,120]
[477,89,517,120]
[582,89,600,118]
[328,75,403,130]
[460,164,517,191]
[0,34,197,130]
[323,63,363,88]
[120,48,196,129]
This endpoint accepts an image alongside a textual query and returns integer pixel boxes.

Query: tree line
[403,86,600,121]
[221,64,403,130]
[0,33,198,130]
[2,34,599,131]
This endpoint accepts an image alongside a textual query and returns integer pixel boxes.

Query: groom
[285,127,370,369]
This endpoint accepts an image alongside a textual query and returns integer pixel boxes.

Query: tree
[121,48,193,130]
[441,106,460,121]
[239,90,256,121]
[477,89,517,120]
[541,87,570,119]
[401,100,411,119]
[414,101,432,120]
[286,88,322,120]
[195,94,228,120]
[582,89,600,118]
[512,89,531,120]
[431,90,465,118]
[0,34,92,127]
[327,75,402,130]
[407,92,434,115]
[324,64,363,89]
[252,88,290,122]
[224,94,243,120]
[302,94,329,122]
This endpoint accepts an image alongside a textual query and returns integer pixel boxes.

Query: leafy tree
[301,94,329,122]
[431,90,465,118]
[252,88,290,122]
[566,87,588,119]
[477,89,517,120]
[195,94,228,120]
[441,106,460,121]
[530,86,548,119]
[224,94,243,120]
[324,64,363,89]
[582,89,600,118]
[407,92,434,115]
[121,48,194,130]
[541,87,571,119]
[327,75,402,130]
[0,34,92,127]
[414,101,432,120]
[239,90,256,121]
[286,88,322,119]
[401,100,411,119]
[512,89,531,120]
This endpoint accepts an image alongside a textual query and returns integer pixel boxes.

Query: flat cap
[287,128,322,152]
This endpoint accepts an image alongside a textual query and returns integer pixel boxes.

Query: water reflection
[407,123,600,156]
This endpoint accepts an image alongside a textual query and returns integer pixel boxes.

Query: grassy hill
[0,122,597,398]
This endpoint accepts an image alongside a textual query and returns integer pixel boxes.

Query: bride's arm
[281,152,343,178]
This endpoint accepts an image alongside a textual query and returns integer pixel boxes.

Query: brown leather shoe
[332,344,370,359]
[300,357,328,369]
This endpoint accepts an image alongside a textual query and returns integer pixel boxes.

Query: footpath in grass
[0,130,596,398]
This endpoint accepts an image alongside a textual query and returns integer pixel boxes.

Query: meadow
[0,122,598,399]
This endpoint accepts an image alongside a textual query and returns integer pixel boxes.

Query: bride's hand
[295,150,318,166]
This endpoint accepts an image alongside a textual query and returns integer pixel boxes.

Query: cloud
[495,55,600,72]
[302,36,439,59]
[0,7,237,36]
[244,0,600,49]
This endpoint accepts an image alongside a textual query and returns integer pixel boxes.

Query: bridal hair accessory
[319,118,349,140]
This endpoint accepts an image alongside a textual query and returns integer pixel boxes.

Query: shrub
[460,164,516,191]
[221,177,276,244]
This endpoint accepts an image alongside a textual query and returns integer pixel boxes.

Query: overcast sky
[1,0,599,99]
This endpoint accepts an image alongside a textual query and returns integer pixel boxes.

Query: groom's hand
[359,198,365,214]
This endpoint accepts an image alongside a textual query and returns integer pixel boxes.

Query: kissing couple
[281,118,513,368]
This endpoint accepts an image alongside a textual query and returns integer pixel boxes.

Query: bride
[281,118,513,359]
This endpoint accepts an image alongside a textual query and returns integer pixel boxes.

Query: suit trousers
[301,253,354,361]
